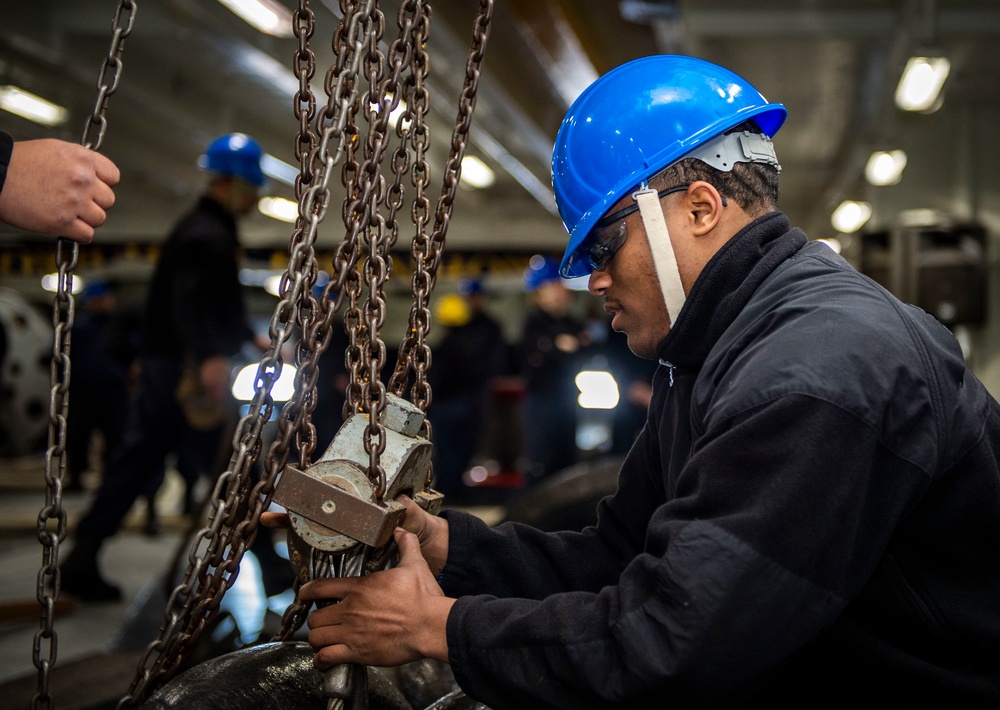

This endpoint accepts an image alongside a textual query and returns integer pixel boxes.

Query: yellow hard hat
[434,293,471,327]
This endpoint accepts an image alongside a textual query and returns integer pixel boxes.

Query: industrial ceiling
[0,0,998,268]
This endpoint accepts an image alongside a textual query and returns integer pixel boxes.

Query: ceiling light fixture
[217,0,293,38]
[258,196,298,223]
[260,154,298,186]
[0,85,68,127]
[895,56,950,112]
[459,156,495,189]
[831,200,872,234]
[865,149,908,186]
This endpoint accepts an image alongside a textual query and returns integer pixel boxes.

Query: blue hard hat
[199,133,266,188]
[552,55,787,277]
[458,278,485,297]
[524,255,562,292]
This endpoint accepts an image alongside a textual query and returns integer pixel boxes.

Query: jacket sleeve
[0,131,13,195]
[444,393,933,708]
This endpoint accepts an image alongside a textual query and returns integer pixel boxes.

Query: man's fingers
[63,220,95,243]
[93,153,121,186]
[300,576,353,604]
[314,644,356,670]
[259,511,290,529]
[394,527,425,566]
[93,179,117,210]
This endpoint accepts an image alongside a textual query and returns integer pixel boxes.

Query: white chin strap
[634,187,686,326]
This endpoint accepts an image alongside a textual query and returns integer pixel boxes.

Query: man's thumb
[393,527,426,567]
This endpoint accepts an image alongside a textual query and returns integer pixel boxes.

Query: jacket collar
[656,211,806,369]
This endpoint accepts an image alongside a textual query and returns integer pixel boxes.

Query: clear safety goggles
[566,184,690,276]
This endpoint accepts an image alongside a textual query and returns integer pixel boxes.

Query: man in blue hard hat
[270,56,1000,706]
[62,134,265,601]
[518,256,588,482]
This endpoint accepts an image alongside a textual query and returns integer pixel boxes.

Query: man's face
[586,194,682,359]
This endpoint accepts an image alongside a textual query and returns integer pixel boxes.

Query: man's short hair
[651,120,780,217]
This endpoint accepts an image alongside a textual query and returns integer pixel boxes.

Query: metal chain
[117,2,377,704]
[117,1,492,701]
[273,0,379,640]
[31,3,137,709]
[274,0,429,643]
[390,0,493,479]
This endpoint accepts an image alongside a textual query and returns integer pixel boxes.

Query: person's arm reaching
[0,134,120,242]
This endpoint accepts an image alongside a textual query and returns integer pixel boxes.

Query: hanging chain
[117,1,378,704]
[31,3,137,710]
[117,0,493,701]
[390,0,493,485]
[274,0,430,642]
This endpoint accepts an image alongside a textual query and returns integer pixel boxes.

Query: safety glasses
[583,184,690,272]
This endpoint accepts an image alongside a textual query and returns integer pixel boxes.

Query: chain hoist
[31,3,137,709]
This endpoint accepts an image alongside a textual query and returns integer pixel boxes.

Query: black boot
[60,536,122,602]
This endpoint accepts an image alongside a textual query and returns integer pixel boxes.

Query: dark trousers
[74,356,226,541]
[523,390,578,482]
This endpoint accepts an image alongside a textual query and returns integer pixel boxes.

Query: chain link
[117,0,494,703]
[117,1,378,703]
[31,3,137,709]
[390,0,493,484]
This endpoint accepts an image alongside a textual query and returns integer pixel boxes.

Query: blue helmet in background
[552,55,787,277]
[199,133,267,188]
[524,255,562,292]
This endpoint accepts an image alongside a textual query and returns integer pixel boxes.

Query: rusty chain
[31,3,137,710]
[390,0,494,481]
[116,0,492,703]
[117,1,378,703]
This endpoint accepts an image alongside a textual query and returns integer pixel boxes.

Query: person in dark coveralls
[519,256,589,482]
[61,134,265,601]
[427,281,508,498]
[64,280,138,492]
[265,56,1000,706]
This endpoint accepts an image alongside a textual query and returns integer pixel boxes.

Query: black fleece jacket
[140,196,252,362]
[438,212,1000,708]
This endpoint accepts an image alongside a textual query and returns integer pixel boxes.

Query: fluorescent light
[831,201,872,234]
[263,274,284,296]
[231,363,297,402]
[258,196,298,223]
[261,154,298,186]
[575,370,620,410]
[865,150,908,186]
[0,86,68,127]
[895,56,950,112]
[459,155,496,189]
[41,273,84,294]
[217,0,293,37]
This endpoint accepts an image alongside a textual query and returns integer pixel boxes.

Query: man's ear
[686,181,725,236]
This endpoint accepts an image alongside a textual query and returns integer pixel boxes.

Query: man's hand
[300,528,454,668]
[0,139,120,242]
[199,355,231,400]
[261,494,451,575]
[396,495,449,575]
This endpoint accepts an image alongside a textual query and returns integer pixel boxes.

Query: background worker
[518,256,588,482]
[427,280,508,499]
[61,133,265,601]
[274,55,1000,707]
